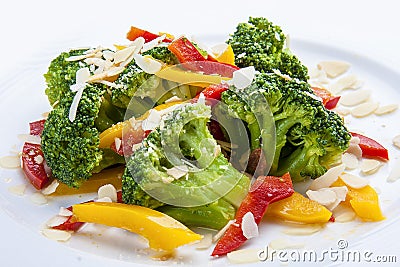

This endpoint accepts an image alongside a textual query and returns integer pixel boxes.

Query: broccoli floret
[122,103,250,229]
[44,49,87,105]
[227,17,309,81]
[143,46,178,65]
[42,84,125,188]
[220,73,350,181]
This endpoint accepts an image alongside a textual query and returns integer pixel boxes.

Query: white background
[0,0,400,266]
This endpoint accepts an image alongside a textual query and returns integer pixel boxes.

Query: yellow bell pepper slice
[72,202,202,251]
[155,66,230,88]
[266,192,332,223]
[331,178,385,221]
[98,101,183,149]
[214,44,235,66]
[51,166,124,196]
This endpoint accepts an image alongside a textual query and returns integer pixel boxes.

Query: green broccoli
[41,83,125,188]
[220,73,350,181]
[227,17,309,81]
[122,102,250,230]
[44,49,88,105]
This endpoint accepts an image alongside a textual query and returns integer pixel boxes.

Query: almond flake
[333,205,356,222]
[195,233,213,250]
[8,184,27,196]
[114,137,122,152]
[339,90,371,107]
[211,43,229,58]
[232,66,256,89]
[30,192,48,205]
[335,107,351,116]
[282,224,322,236]
[98,184,117,202]
[272,68,291,81]
[102,50,114,61]
[113,46,137,64]
[227,249,260,264]
[341,153,359,170]
[68,85,85,122]
[351,101,379,118]
[325,186,348,210]
[46,215,69,227]
[340,173,369,188]
[360,159,382,175]
[329,74,360,94]
[34,155,44,165]
[308,164,345,190]
[142,109,162,131]
[387,162,400,183]
[95,196,113,203]
[65,53,95,62]
[42,228,71,242]
[346,143,362,159]
[393,135,400,149]
[106,66,125,77]
[241,212,258,239]
[309,68,329,84]
[41,180,59,195]
[166,165,189,180]
[306,189,337,206]
[58,207,73,217]
[317,61,351,78]
[374,104,399,115]
[0,155,21,169]
[133,54,162,74]
[164,96,183,104]
[142,34,167,53]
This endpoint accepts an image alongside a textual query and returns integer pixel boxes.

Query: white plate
[1,37,400,266]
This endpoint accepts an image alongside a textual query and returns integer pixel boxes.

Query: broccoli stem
[157,199,235,230]
[248,122,261,150]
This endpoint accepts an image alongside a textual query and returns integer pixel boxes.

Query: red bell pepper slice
[21,142,50,190]
[211,173,294,256]
[168,37,239,77]
[29,119,46,136]
[311,87,341,110]
[195,83,229,101]
[350,132,389,160]
[126,26,172,43]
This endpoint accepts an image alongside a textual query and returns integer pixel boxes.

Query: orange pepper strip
[331,178,385,221]
[73,202,202,251]
[267,192,332,224]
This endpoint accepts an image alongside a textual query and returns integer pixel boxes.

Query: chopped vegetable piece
[195,83,229,101]
[331,178,385,221]
[73,202,202,251]
[126,26,172,43]
[168,37,206,63]
[21,142,50,190]
[266,192,332,223]
[51,166,124,196]
[350,132,389,160]
[311,87,341,110]
[211,173,294,256]
[29,119,46,136]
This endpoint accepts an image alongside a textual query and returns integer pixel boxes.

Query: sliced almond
[65,53,95,62]
[360,159,382,175]
[339,90,371,107]
[227,249,261,264]
[325,186,348,211]
[308,164,345,190]
[306,189,337,206]
[333,205,356,223]
[233,66,256,89]
[195,233,213,250]
[282,224,322,236]
[335,107,351,116]
[102,50,114,61]
[133,54,163,74]
[387,162,400,183]
[42,228,71,242]
[340,173,369,188]
[30,192,48,205]
[341,153,359,170]
[393,135,400,149]
[0,155,21,169]
[113,46,137,64]
[97,184,117,202]
[351,101,379,118]
[317,61,351,78]
[309,68,329,84]
[41,180,59,195]
[241,212,258,239]
[58,207,73,217]
[166,165,189,180]
[374,104,399,115]
[46,215,69,227]
[346,143,362,159]
[329,74,360,94]
[8,184,27,196]
[106,66,125,77]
